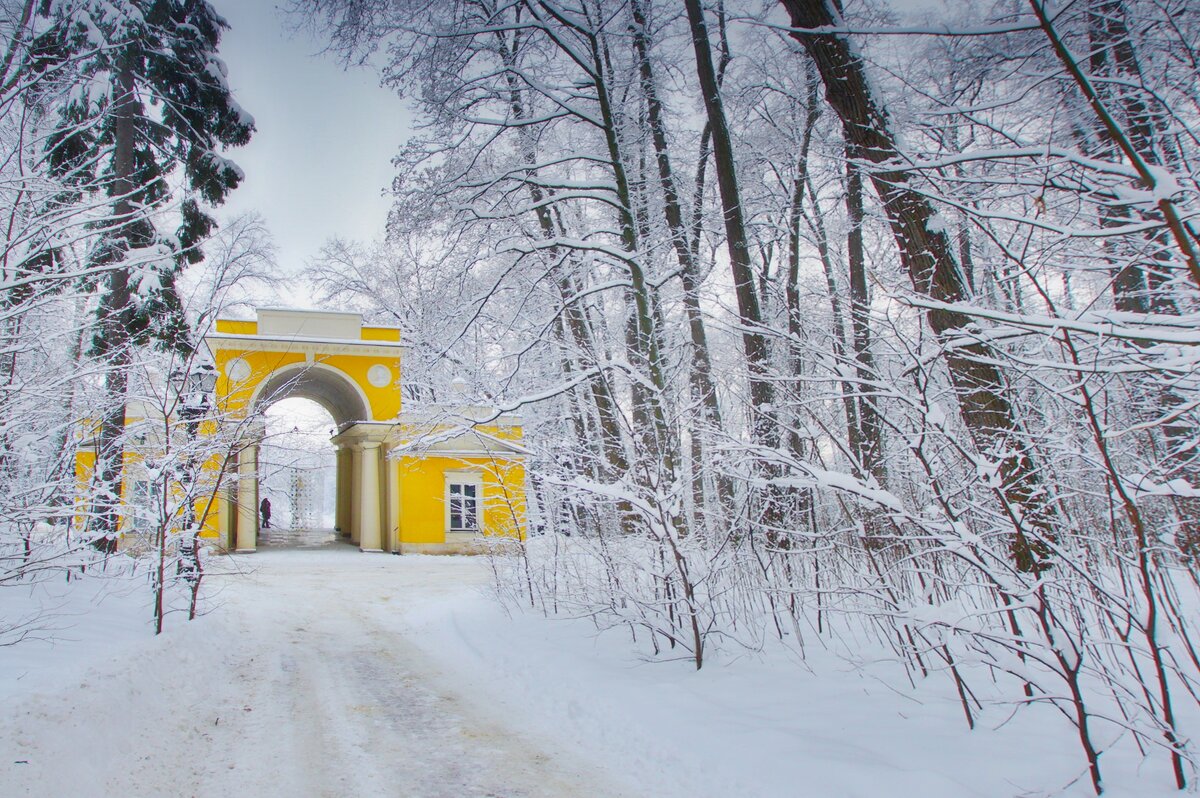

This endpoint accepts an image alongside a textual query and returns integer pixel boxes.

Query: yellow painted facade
[395,455,526,545]
[76,308,527,554]
[204,308,527,554]
[74,405,205,536]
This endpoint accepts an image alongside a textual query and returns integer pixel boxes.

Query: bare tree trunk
[781,0,1054,572]
[573,1,677,481]
[1085,0,1174,313]
[494,26,629,482]
[92,59,144,553]
[684,0,775,447]
[631,0,731,518]
[844,155,885,486]
[1029,0,1200,291]
[782,72,821,529]
[1077,0,1200,559]
[803,181,870,486]
[0,0,35,90]
[685,0,789,540]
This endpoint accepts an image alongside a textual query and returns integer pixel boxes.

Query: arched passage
[249,362,370,428]
[257,398,338,547]
[205,309,405,553]
[251,366,367,546]
[200,308,527,555]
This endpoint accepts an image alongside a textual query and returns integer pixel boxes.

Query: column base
[358,546,384,553]
[234,548,257,554]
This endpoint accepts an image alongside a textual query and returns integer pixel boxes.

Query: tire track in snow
[229,567,603,798]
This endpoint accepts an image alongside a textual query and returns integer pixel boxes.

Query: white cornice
[204,333,407,359]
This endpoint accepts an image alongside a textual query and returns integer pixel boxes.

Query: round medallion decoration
[225,357,251,383]
[367,364,392,389]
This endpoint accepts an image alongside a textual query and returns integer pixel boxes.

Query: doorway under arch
[256,397,338,548]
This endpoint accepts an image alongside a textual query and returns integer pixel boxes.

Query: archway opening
[252,363,370,428]
[257,397,338,547]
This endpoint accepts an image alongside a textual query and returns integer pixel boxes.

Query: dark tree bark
[844,155,885,488]
[92,60,145,551]
[1085,0,1175,314]
[494,25,629,482]
[1029,0,1200,292]
[781,0,1054,571]
[781,72,821,527]
[683,0,776,449]
[631,0,731,517]
[583,9,677,482]
[524,0,679,492]
[1076,0,1200,563]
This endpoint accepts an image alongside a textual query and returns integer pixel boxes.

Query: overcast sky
[209,1,412,298]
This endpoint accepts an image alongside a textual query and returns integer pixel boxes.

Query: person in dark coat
[260,497,272,529]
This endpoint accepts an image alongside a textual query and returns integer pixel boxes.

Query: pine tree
[32,0,254,549]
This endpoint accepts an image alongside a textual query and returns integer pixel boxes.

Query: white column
[359,442,383,552]
[349,444,361,544]
[235,444,258,553]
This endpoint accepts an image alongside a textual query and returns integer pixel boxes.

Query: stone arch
[199,308,525,557]
[248,362,371,428]
[205,310,405,553]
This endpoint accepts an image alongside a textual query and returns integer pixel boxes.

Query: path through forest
[0,547,626,798]
[3,544,1176,798]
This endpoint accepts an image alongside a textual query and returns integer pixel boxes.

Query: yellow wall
[212,348,402,421]
[77,313,527,553]
[362,326,401,342]
[212,348,302,416]
[323,353,402,420]
[73,443,145,532]
[215,319,257,335]
[396,455,526,544]
[195,450,228,540]
[73,449,96,531]
[74,436,225,540]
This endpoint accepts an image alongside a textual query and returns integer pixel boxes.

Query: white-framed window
[445,472,483,532]
[126,478,159,531]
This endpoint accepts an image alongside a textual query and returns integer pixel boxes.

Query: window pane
[448,480,481,530]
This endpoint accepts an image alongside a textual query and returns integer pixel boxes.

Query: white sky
[209,0,412,303]
[203,0,943,310]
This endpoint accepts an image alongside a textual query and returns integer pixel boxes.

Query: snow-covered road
[1,546,624,798]
[2,543,1181,797]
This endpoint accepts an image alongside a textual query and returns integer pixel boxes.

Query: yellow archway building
[204,308,526,553]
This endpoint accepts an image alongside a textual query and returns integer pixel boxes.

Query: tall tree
[683,0,775,449]
[780,0,1055,572]
[32,0,253,548]
[630,0,730,518]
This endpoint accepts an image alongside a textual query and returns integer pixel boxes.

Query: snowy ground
[0,543,1183,797]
